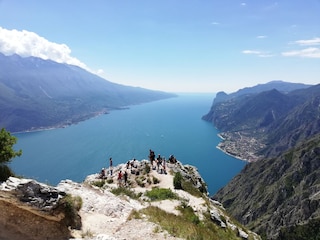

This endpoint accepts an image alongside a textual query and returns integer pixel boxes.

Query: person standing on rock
[149,149,155,167]
[109,157,113,176]
[162,159,167,174]
[124,171,128,186]
[117,170,123,187]
[157,154,162,172]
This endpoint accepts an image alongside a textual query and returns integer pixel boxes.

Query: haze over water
[11,94,245,194]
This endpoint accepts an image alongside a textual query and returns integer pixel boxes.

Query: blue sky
[0,0,319,93]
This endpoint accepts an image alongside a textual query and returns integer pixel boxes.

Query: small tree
[0,128,22,181]
[173,171,183,190]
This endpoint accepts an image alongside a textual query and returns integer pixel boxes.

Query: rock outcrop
[0,177,73,240]
[1,159,260,240]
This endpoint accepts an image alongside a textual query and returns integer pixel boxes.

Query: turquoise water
[11,93,245,194]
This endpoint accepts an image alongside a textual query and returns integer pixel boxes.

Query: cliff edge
[1,159,259,240]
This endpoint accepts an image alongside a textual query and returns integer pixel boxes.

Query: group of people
[117,170,128,187]
[99,157,113,179]
[98,150,178,184]
[149,149,177,174]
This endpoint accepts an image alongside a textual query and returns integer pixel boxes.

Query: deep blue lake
[11,93,246,194]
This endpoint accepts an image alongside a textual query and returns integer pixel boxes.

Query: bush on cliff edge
[0,128,22,181]
[173,172,183,190]
[58,194,83,230]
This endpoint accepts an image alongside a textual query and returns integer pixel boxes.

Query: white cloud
[257,35,267,39]
[211,22,220,25]
[282,37,320,58]
[242,50,274,57]
[282,47,320,58]
[294,37,320,46]
[241,3,246,6]
[0,26,89,70]
[242,50,262,54]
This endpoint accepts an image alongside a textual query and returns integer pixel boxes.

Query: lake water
[11,93,245,194]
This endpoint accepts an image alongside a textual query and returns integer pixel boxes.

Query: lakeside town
[217,131,266,162]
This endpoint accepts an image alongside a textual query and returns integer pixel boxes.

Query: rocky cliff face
[203,83,320,161]
[0,160,260,240]
[0,177,76,240]
[213,134,320,239]
[204,82,320,239]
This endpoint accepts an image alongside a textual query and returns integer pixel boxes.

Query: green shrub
[152,176,160,184]
[59,194,82,229]
[135,176,145,187]
[140,206,241,240]
[111,187,142,199]
[0,165,15,182]
[0,128,22,181]
[62,194,82,212]
[145,187,178,201]
[92,180,105,188]
[107,179,114,184]
[178,205,200,225]
[180,179,204,198]
[127,209,142,220]
[173,171,205,197]
[173,172,183,189]
[144,164,151,174]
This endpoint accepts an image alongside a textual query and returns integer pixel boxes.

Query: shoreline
[12,107,131,135]
[216,132,249,162]
[216,145,249,162]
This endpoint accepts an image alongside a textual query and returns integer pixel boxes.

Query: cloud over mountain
[0,27,88,70]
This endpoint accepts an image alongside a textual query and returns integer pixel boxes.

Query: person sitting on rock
[169,155,177,163]
[100,168,105,179]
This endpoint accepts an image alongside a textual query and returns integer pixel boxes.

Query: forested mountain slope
[0,53,175,132]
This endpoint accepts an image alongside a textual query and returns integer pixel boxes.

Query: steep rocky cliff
[204,82,320,239]
[0,177,79,240]
[213,134,320,239]
[203,83,320,161]
[0,160,260,240]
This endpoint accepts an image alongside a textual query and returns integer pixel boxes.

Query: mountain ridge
[203,81,320,239]
[202,82,319,160]
[0,53,176,132]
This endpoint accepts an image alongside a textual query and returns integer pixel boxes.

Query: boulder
[1,177,66,211]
